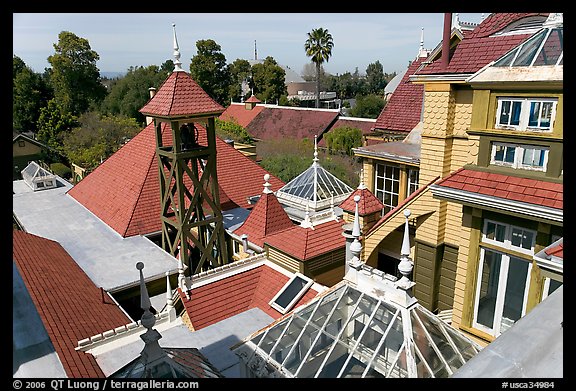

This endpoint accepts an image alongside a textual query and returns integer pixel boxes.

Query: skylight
[21,161,58,191]
[270,273,313,314]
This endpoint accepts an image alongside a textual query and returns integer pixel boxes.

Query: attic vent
[22,161,58,191]
[491,16,547,37]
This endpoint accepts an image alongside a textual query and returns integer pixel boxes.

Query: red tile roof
[245,107,339,141]
[245,95,261,103]
[434,168,563,209]
[219,102,265,128]
[68,122,284,237]
[178,263,319,330]
[234,189,295,248]
[264,219,346,261]
[339,187,384,216]
[139,71,224,118]
[373,56,426,133]
[12,230,131,378]
[417,13,549,75]
[545,243,563,259]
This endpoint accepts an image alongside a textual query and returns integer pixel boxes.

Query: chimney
[441,13,452,71]
[146,87,157,125]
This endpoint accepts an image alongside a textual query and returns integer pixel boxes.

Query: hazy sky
[13,13,486,76]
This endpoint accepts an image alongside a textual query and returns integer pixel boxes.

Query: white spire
[165,271,173,310]
[172,23,183,71]
[395,209,415,291]
[313,134,319,164]
[350,195,362,261]
[358,168,366,190]
[263,173,272,194]
[300,202,314,229]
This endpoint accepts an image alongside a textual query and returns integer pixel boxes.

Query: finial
[300,202,314,229]
[263,173,272,194]
[172,23,183,71]
[313,135,319,163]
[396,209,415,290]
[254,39,257,61]
[165,271,173,310]
[137,262,156,329]
[454,13,461,30]
[358,168,366,190]
[418,27,427,58]
[350,195,362,261]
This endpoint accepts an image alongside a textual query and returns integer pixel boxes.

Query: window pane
[499,101,511,124]
[485,222,506,242]
[500,257,529,333]
[511,228,533,250]
[547,279,562,296]
[540,102,553,128]
[504,146,516,163]
[476,250,502,330]
[528,102,540,127]
[510,102,522,125]
[494,145,505,162]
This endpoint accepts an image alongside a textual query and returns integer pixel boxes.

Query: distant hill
[101,71,125,79]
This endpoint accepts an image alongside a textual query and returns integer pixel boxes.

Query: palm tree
[304,27,334,109]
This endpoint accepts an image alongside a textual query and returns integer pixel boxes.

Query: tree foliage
[100,65,170,125]
[228,58,252,103]
[324,126,363,155]
[215,117,252,144]
[349,94,386,118]
[47,31,107,116]
[189,39,231,106]
[36,99,78,156]
[61,111,141,171]
[13,56,53,133]
[365,60,387,95]
[251,56,287,104]
[304,27,334,108]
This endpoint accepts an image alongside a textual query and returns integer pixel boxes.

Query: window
[542,277,562,300]
[473,220,536,337]
[495,97,557,131]
[407,168,419,196]
[18,140,26,147]
[490,142,549,171]
[375,164,400,214]
[270,273,313,314]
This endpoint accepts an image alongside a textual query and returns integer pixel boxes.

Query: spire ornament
[395,209,415,291]
[172,23,183,71]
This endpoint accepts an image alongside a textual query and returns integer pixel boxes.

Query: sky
[13,13,487,77]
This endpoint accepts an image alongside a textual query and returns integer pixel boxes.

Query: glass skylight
[494,26,563,67]
[233,282,482,378]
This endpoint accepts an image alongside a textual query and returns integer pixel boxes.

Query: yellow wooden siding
[267,247,300,274]
[313,267,345,287]
[452,89,473,137]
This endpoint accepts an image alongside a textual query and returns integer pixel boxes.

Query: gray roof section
[452,285,563,378]
[13,262,67,378]
[12,178,180,292]
[95,307,274,378]
[384,68,407,95]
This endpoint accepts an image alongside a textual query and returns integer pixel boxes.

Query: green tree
[251,56,287,104]
[324,126,363,155]
[100,65,170,125]
[189,39,231,106]
[304,27,334,108]
[13,56,53,133]
[61,111,141,171]
[350,94,386,118]
[47,31,107,116]
[215,117,252,144]
[228,58,252,103]
[36,99,78,157]
[365,60,387,95]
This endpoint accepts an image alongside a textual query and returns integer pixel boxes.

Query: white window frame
[495,97,557,132]
[375,163,400,214]
[490,142,549,172]
[481,219,537,256]
[542,277,562,300]
[472,247,532,337]
[407,168,419,196]
[269,273,313,314]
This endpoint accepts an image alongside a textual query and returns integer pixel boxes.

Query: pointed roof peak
[172,23,183,71]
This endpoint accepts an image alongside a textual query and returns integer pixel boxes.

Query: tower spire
[254,40,258,61]
[172,23,183,71]
[395,209,415,291]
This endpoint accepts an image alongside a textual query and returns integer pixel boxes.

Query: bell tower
[139,24,229,275]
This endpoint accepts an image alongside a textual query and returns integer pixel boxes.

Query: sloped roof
[433,168,562,210]
[139,71,224,118]
[318,117,377,148]
[234,182,295,248]
[219,102,265,128]
[372,56,426,133]
[417,13,549,75]
[245,106,339,140]
[339,186,384,216]
[68,122,283,238]
[264,219,346,261]
[12,230,131,378]
[179,262,319,330]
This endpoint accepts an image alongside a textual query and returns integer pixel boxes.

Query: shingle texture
[417,13,549,75]
[339,187,384,216]
[68,122,284,237]
[179,264,318,330]
[139,71,224,117]
[12,230,131,378]
[434,168,563,209]
[219,103,265,128]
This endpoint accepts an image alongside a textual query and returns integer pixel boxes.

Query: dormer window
[496,97,557,131]
[490,142,549,172]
